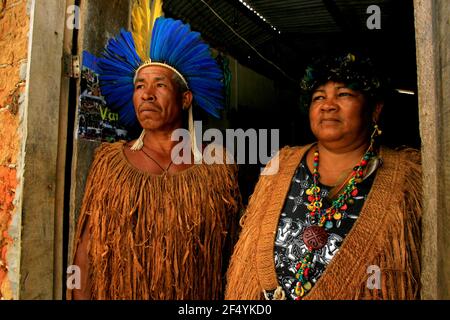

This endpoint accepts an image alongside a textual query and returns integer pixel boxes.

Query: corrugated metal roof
[163,0,416,87]
[247,0,337,33]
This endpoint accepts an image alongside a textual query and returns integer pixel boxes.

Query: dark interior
[163,0,420,201]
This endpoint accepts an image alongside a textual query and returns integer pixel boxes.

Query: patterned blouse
[272,154,376,300]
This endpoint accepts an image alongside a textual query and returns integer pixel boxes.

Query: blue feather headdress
[90,16,224,129]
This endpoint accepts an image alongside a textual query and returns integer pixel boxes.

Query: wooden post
[20,0,67,299]
[414,0,450,299]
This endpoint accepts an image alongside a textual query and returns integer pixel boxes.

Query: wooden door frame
[19,0,72,299]
[414,0,450,299]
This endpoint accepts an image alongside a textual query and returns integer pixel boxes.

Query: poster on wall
[77,51,130,143]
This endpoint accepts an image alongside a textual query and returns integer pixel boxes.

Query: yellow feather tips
[151,0,163,28]
[132,0,163,61]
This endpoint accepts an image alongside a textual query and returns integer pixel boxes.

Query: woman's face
[309,81,374,147]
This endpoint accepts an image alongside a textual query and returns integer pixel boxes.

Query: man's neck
[142,129,180,155]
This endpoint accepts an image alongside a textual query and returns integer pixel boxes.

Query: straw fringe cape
[225,144,422,300]
[72,141,241,300]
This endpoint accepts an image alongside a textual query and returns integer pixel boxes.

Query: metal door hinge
[64,54,80,79]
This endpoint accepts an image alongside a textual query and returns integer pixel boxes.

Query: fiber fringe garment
[225,144,422,300]
[73,141,241,300]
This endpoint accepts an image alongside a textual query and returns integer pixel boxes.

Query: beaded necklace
[293,145,375,300]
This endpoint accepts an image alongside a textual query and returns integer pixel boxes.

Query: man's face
[133,65,183,131]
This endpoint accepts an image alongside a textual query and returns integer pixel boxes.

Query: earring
[130,129,145,151]
[372,122,382,138]
[368,122,382,151]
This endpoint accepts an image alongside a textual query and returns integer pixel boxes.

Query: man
[70,4,241,300]
[124,65,194,174]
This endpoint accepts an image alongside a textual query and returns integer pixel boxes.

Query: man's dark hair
[172,73,189,94]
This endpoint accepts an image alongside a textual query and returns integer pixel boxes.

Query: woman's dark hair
[300,53,390,108]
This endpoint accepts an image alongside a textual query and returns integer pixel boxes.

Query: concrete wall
[0,0,31,300]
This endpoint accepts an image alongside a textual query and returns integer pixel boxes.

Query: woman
[225,53,422,300]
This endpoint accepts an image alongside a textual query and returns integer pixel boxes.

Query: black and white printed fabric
[273,155,376,300]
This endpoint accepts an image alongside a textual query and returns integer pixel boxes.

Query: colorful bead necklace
[293,146,375,300]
